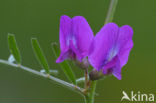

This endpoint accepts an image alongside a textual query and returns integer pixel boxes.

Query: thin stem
[0,59,83,94]
[84,81,97,103]
[88,81,97,103]
[105,0,118,24]
[84,95,89,103]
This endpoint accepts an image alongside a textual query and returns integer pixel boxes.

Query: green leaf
[31,38,50,73]
[8,34,21,64]
[52,42,76,85]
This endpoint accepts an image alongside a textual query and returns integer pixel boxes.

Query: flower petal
[72,16,94,60]
[118,25,133,67]
[112,56,122,80]
[102,55,122,80]
[57,15,94,63]
[56,50,70,63]
[88,23,119,71]
[59,15,72,52]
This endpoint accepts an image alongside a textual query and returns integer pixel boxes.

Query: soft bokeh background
[0,0,155,103]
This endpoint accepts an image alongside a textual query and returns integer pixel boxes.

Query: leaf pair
[8,34,50,73]
[8,34,76,85]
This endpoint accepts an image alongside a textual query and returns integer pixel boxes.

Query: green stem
[105,0,118,24]
[84,81,97,103]
[84,95,89,103]
[89,81,97,103]
[0,59,83,94]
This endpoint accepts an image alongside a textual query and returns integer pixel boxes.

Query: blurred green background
[0,0,156,103]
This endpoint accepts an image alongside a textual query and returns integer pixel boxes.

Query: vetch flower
[89,23,133,80]
[56,15,94,63]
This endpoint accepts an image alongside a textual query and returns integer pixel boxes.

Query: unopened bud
[89,69,103,81]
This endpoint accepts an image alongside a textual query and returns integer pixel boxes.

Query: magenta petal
[57,15,94,63]
[72,16,94,60]
[112,56,122,80]
[118,25,133,67]
[56,50,69,63]
[59,15,72,52]
[102,55,122,80]
[69,40,82,61]
[103,55,119,72]
[88,23,133,80]
[88,23,119,71]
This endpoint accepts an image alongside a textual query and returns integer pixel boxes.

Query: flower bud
[89,69,104,81]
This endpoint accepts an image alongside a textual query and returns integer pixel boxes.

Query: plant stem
[84,81,97,103]
[84,95,89,103]
[89,81,97,103]
[0,59,83,94]
[105,0,118,24]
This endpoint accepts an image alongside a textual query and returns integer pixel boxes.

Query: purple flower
[88,23,133,80]
[56,15,94,63]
